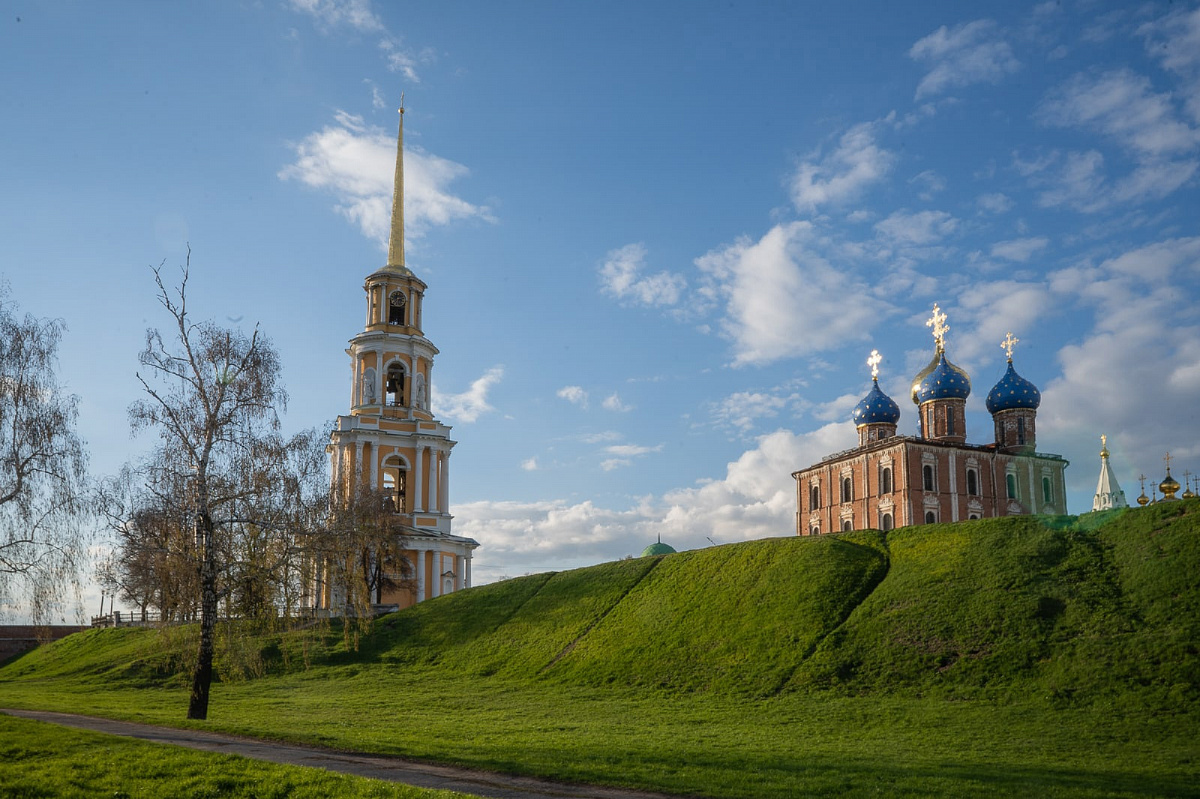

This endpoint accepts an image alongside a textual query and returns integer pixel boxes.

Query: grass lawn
[0,713,470,798]
[2,505,1198,797]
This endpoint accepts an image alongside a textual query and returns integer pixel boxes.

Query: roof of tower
[914,351,971,404]
[853,378,901,426]
[986,359,1041,413]
[1092,435,1127,511]
[640,536,677,557]
[373,99,416,280]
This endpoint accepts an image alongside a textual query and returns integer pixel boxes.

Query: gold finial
[926,303,949,352]
[1002,331,1019,361]
[867,349,882,380]
[1100,434,1108,457]
[1164,452,1173,474]
[1137,473,1149,506]
[386,94,406,268]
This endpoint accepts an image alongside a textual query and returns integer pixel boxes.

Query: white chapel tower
[325,104,478,609]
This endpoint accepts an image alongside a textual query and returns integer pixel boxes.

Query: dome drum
[992,407,1037,454]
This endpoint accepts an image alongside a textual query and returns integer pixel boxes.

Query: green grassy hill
[3,502,1199,798]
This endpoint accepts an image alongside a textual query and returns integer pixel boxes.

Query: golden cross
[926,303,949,350]
[1165,452,1173,473]
[1101,433,1107,450]
[399,92,405,115]
[867,349,882,380]
[1002,331,1019,361]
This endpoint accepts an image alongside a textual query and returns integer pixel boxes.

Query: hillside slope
[4,502,1198,707]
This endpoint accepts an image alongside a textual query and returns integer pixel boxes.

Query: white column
[465,555,472,588]
[370,445,379,492]
[428,451,439,512]
[457,555,465,591]
[413,444,425,512]
[429,551,441,598]
[436,451,446,506]
[379,285,387,324]
[415,549,426,602]
[355,442,364,487]
[949,451,959,522]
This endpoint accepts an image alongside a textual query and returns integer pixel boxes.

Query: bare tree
[0,286,89,622]
[127,253,321,720]
[311,483,415,618]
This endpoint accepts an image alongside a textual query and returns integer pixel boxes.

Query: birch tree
[0,287,89,622]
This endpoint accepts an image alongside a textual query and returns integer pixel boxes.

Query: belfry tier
[328,106,459,540]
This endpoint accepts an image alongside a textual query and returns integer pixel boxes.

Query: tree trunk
[187,513,218,720]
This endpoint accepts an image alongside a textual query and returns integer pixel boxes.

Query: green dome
[640,541,677,557]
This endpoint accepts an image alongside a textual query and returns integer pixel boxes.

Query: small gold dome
[1159,472,1181,500]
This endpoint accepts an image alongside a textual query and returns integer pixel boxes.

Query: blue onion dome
[986,359,1042,413]
[915,352,971,404]
[853,378,901,426]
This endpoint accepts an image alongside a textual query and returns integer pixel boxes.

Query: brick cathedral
[793,305,1069,535]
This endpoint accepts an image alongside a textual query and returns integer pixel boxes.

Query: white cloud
[580,430,621,444]
[950,281,1054,364]
[976,192,1014,214]
[279,112,492,250]
[455,423,858,582]
[286,0,383,32]
[557,385,589,408]
[600,459,631,472]
[909,19,1020,99]
[433,366,503,423]
[874,209,958,245]
[910,169,946,201]
[598,243,686,307]
[1038,69,1199,158]
[602,392,633,412]
[605,444,663,457]
[707,390,797,433]
[789,122,895,212]
[521,457,538,472]
[695,222,889,366]
[991,237,1049,262]
[1139,6,1200,124]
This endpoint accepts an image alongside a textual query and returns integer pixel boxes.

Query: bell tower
[324,102,478,609]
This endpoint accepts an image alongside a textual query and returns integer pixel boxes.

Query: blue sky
[2,0,1199,608]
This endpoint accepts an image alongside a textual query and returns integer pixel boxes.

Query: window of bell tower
[389,291,407,326]
[386,364,406,406]
[382,460,408,512]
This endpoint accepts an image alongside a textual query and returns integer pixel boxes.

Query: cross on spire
[1002,331,1019,361]
[867,349,882,380]
[1165,452,1173,474]
[926,303,949,351]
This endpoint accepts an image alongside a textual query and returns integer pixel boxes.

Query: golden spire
[926,303,949,352]
[1100,434,1108,458]
[1002,331,1019,362]
[386,95,406,269]
[867,349,882,380]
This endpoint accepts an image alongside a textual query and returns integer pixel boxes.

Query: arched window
[966,468,979,497]
[880,467,893,495]
[1017,416,1026,445]
[947,410,956,436]
[1042,476,1052,504]
[810,525,820,536]
[841,476,853,503]
[925,510,937,524]
[810,483,821,510]
[1006,473,1018,499]
[386,363,406,406]
[382,462,407,513]
[881,512,893,532]
[842,519,853,532]
[968,513,980,520]
[923,464,935,492]
[388,291,407,326]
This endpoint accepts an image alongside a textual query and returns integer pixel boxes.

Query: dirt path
[2,709,689,799]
